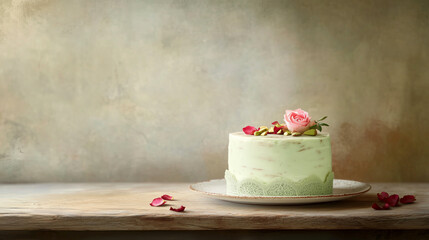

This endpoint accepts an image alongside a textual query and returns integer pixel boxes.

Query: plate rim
[189,178,371,199]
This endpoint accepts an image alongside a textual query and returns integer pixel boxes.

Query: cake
[225,109,333,196]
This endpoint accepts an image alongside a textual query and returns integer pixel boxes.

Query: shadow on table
[205,194,374,211]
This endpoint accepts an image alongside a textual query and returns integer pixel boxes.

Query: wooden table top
[0,182,427,230]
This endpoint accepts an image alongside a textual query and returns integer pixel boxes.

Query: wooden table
[0,182,428,237]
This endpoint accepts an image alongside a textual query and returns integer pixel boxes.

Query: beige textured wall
[0,0,428,183]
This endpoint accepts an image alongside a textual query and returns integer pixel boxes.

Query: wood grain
[0,183,427,230]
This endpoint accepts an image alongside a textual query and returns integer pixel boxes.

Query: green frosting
[225,170,334,196]
[228,133,332,185]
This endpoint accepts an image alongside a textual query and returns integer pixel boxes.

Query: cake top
[242,108,329,137]
[231,132,329,138]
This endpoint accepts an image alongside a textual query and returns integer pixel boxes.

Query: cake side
[225,169,334,196]
[226,132,333,196]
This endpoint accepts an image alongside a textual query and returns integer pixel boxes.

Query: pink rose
[284,108,315,133]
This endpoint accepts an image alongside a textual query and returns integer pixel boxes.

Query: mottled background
[0,0,428,183]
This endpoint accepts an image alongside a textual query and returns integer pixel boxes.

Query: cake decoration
[225,170,334,196]
[242,108,329,137]
[161,194,174,200]
[150,197,166,207]
[242,126,258,135]
[377,192,390,201]
[372,192,416,210]
[385,194,400,207]
[284,108,314,133]
[170,205,186,212]
[150,194,186,212]
[372,202,390,210]
[400,195,416,204]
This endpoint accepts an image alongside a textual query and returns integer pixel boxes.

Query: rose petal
[272,121,279,125]
[161,194,174,201]
[372,202,390,210]
[400,195,416,204]
[170,205,186,212]
[385,194,399,207]
[243,126,257,135]
[377,192,389,201]
[150,197,166,207]
[273,125,283,134]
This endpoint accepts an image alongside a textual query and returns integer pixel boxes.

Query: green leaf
[317,124,322,132]
[318,116,328,121]
[309,125,318,130]
[319,123,329,126]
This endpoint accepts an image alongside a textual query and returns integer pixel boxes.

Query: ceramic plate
[190,179,371,205]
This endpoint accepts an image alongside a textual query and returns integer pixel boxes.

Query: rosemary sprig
[309,116,329,132]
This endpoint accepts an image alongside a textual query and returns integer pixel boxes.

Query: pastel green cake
[225,132,334,196]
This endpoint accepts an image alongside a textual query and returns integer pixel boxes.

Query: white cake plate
[190,179,371,205]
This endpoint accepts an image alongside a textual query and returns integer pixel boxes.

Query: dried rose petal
[161,194,173,201]
[377,192,389,201]
[400,195,416,204]
[385,194,399,207]
[243,126,257,135]
[150,197,166,207]
[170,205,186,212]
[273,125,282,133]
[272,121,280,125]
[372,202,390,210]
